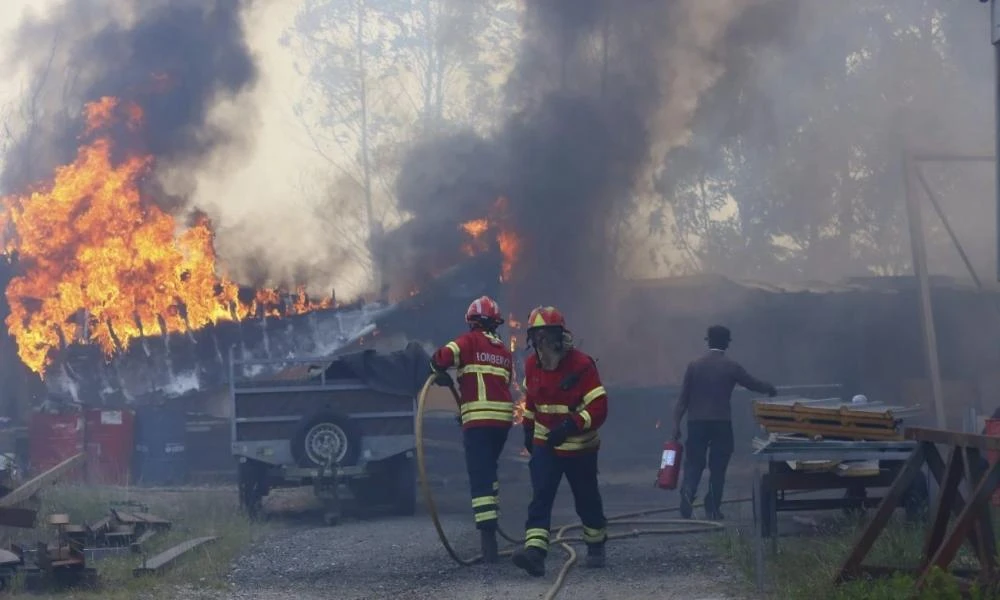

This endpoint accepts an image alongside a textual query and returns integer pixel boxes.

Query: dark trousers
[463,426,510,531]
[523,446,606,554]
[680,420,734,513]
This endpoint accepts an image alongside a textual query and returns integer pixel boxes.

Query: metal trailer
[228,346,419,525]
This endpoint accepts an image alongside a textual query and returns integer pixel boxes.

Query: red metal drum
[84,408,135,486]
[29,412,85,480]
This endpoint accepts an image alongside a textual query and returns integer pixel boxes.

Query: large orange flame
[458,197,521,282]
[1,97,331,376]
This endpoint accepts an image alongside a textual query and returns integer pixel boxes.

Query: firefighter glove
[546,419,578,448]
[523,424,534,454]
[766,384,778,397]
[433,369,454,388]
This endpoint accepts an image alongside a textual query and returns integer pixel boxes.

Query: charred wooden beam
[0,453,84,508]
[106,318,124,355]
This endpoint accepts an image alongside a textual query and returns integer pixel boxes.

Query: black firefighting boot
[704,490,725,521]
[679,488,694,519]
[584,542,605,568]
[479,529,499,564]
[511,546,546,577]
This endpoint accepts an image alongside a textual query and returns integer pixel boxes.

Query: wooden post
[903,152,946,429]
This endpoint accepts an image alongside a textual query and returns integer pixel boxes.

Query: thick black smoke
[388,0,796,336]
[2,0,258,197]
[389,0,661,326]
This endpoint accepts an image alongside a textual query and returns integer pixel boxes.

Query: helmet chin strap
[469,317,501,334]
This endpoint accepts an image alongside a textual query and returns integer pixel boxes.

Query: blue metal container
[132,405,188,486]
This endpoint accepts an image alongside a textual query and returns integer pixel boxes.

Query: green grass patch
[715,514,1000,600]
[1,484,266,599]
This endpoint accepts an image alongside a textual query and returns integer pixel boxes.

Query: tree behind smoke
[389,0,796,327]
[659,0,993,281]
[1,0,258,201]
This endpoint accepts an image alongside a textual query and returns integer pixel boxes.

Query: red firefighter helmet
[526,306,566,331]
[466,296,504,325]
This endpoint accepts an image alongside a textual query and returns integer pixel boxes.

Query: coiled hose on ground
[415,374,733,600]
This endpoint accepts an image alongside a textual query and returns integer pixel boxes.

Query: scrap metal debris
[8,498,178,590]
[17,513,97,591]
[84,501,172,558]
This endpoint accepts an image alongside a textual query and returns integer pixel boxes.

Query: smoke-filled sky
[0,0,336,289]
[0,0,996,308]
[388,0,805,331]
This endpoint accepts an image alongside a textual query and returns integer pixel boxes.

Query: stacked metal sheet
[753,397,922,442]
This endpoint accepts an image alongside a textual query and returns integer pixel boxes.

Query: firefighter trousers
[680,420,734,514]
[463,426,511,531]
[522,446,606,554]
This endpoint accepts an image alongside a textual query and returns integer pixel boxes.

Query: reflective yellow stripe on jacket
[461,400,514,423]
[576,385,606,430]
[531,421,599,452]
[457,364,511,380]
[444,341,461,368]
[457,363,513,424]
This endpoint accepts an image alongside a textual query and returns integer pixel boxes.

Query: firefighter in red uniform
[430,296,514,563]
[511,306,609,577]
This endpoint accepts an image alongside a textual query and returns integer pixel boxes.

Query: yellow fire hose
[415,374,731,599]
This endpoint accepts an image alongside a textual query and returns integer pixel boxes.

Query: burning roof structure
[0,88,508,412]
[41,252,502,408]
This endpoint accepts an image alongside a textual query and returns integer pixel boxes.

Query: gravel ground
[217,443,752,600]
[225,514,740,600]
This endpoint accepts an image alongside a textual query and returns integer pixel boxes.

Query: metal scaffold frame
[901,151,993,430]
[907,1,1000,430]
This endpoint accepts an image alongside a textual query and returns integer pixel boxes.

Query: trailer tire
[291,412,360,469]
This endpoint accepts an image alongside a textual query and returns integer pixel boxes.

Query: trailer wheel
[291,413,360,469]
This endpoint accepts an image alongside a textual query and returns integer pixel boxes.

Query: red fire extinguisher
[656,439,683,490]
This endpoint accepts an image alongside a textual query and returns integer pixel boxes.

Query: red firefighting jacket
[522,348,608,456]
[431,330,514,429]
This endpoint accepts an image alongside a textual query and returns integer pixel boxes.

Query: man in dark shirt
[672,325,777,520]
